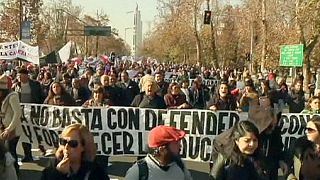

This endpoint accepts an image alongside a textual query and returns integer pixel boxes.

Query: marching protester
[207,80,238,111]
[286,79,305,113]
[131,77,166,109]
[40,71,54,98]
[239,79,259,112]
[82,85,111,107]
[105,73,123,106]
[189,76,210,109]
[209,121,263,180]
[125,125,193,180]
[180,79,191,103]
[88,65,104,92]
[301,96,320,114]
[164,82,191,109]
[287,116,320,179]
[258,111,289,180]
[155,71,169,97]
[0,140,18,180]
[40,123,109,180]
[118,71,140,106]
[70,78,90,106]
[12,68,45,162]
[0,74,22,174]
[44,81,76,106]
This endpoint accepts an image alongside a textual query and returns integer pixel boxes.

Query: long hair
[308,116,320,132]
[211,81,234,109]
[306,96,320,111]
[55,123,96,162]
[227,121,259,166]
[167,82,180,95]
[47,82,67,100]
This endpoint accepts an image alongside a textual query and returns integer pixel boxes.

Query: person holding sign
[131,77,166,109]
[40,123,109,180]
[82,86,111,107]
[125,125,193,180]
[207,81,237,111]
[44,82,75,106]
[164,82,191,109]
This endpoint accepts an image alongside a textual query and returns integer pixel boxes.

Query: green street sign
[280,44,304,67]
[84,26,111,36]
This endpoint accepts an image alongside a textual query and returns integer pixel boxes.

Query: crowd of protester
[0,56,319,179]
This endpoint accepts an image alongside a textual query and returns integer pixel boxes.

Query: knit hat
[0,74,8,90]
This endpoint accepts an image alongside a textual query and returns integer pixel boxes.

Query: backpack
[137,158,185,180]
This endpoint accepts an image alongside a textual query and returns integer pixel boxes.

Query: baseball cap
[148,125,185,148]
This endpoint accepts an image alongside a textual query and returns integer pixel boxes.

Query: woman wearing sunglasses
[41,124,109,180]
[287,116,320,179]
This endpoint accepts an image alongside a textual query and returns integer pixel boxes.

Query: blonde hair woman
[41,123,109,180]
[131,77,166,109]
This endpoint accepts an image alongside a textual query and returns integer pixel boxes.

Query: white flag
[58,41,72,63]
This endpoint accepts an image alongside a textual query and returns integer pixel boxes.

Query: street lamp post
[19,0,23,40]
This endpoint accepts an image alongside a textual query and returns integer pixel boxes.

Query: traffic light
[204,10,212,25]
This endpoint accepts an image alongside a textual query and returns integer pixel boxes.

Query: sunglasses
[59,138,80,148]
[305,127,318,134]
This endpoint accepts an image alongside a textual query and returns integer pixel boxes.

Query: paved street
[17,144,209,180]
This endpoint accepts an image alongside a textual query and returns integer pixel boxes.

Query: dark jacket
[207,95,237,110]
[14,80,44,103]
[117,80,140,106]
[258,127,286,180]
[157,81,169,97]
[189,86,210,109]
[40,160,109,180]
[70,87,90,106]
[104,86,123,106]
[131,93,167,109]
[285,90,305,113]
[43,93,76,106]
[287,136,320,180]
[209,152,261,180]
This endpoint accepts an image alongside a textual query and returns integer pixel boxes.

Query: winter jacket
[41,160,109,180]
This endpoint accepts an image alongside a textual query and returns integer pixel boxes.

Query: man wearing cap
[12,68,45,162]
[125,125,193,180]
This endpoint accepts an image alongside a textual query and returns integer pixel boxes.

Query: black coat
[14,80,45,103]
[117,80,140,106]
[258,127,286,180]
[131,93,166,109]
[41,160,109,180]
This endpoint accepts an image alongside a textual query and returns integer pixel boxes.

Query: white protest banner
[278,113,318,149]
[20,104,247,162]
[0,41,19,59]
[0,41,39,64]
[17,41,39,64]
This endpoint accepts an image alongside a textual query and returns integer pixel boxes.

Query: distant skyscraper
[133,4,143,57]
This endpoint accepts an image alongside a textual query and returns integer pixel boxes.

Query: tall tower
[133,4,143,58]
